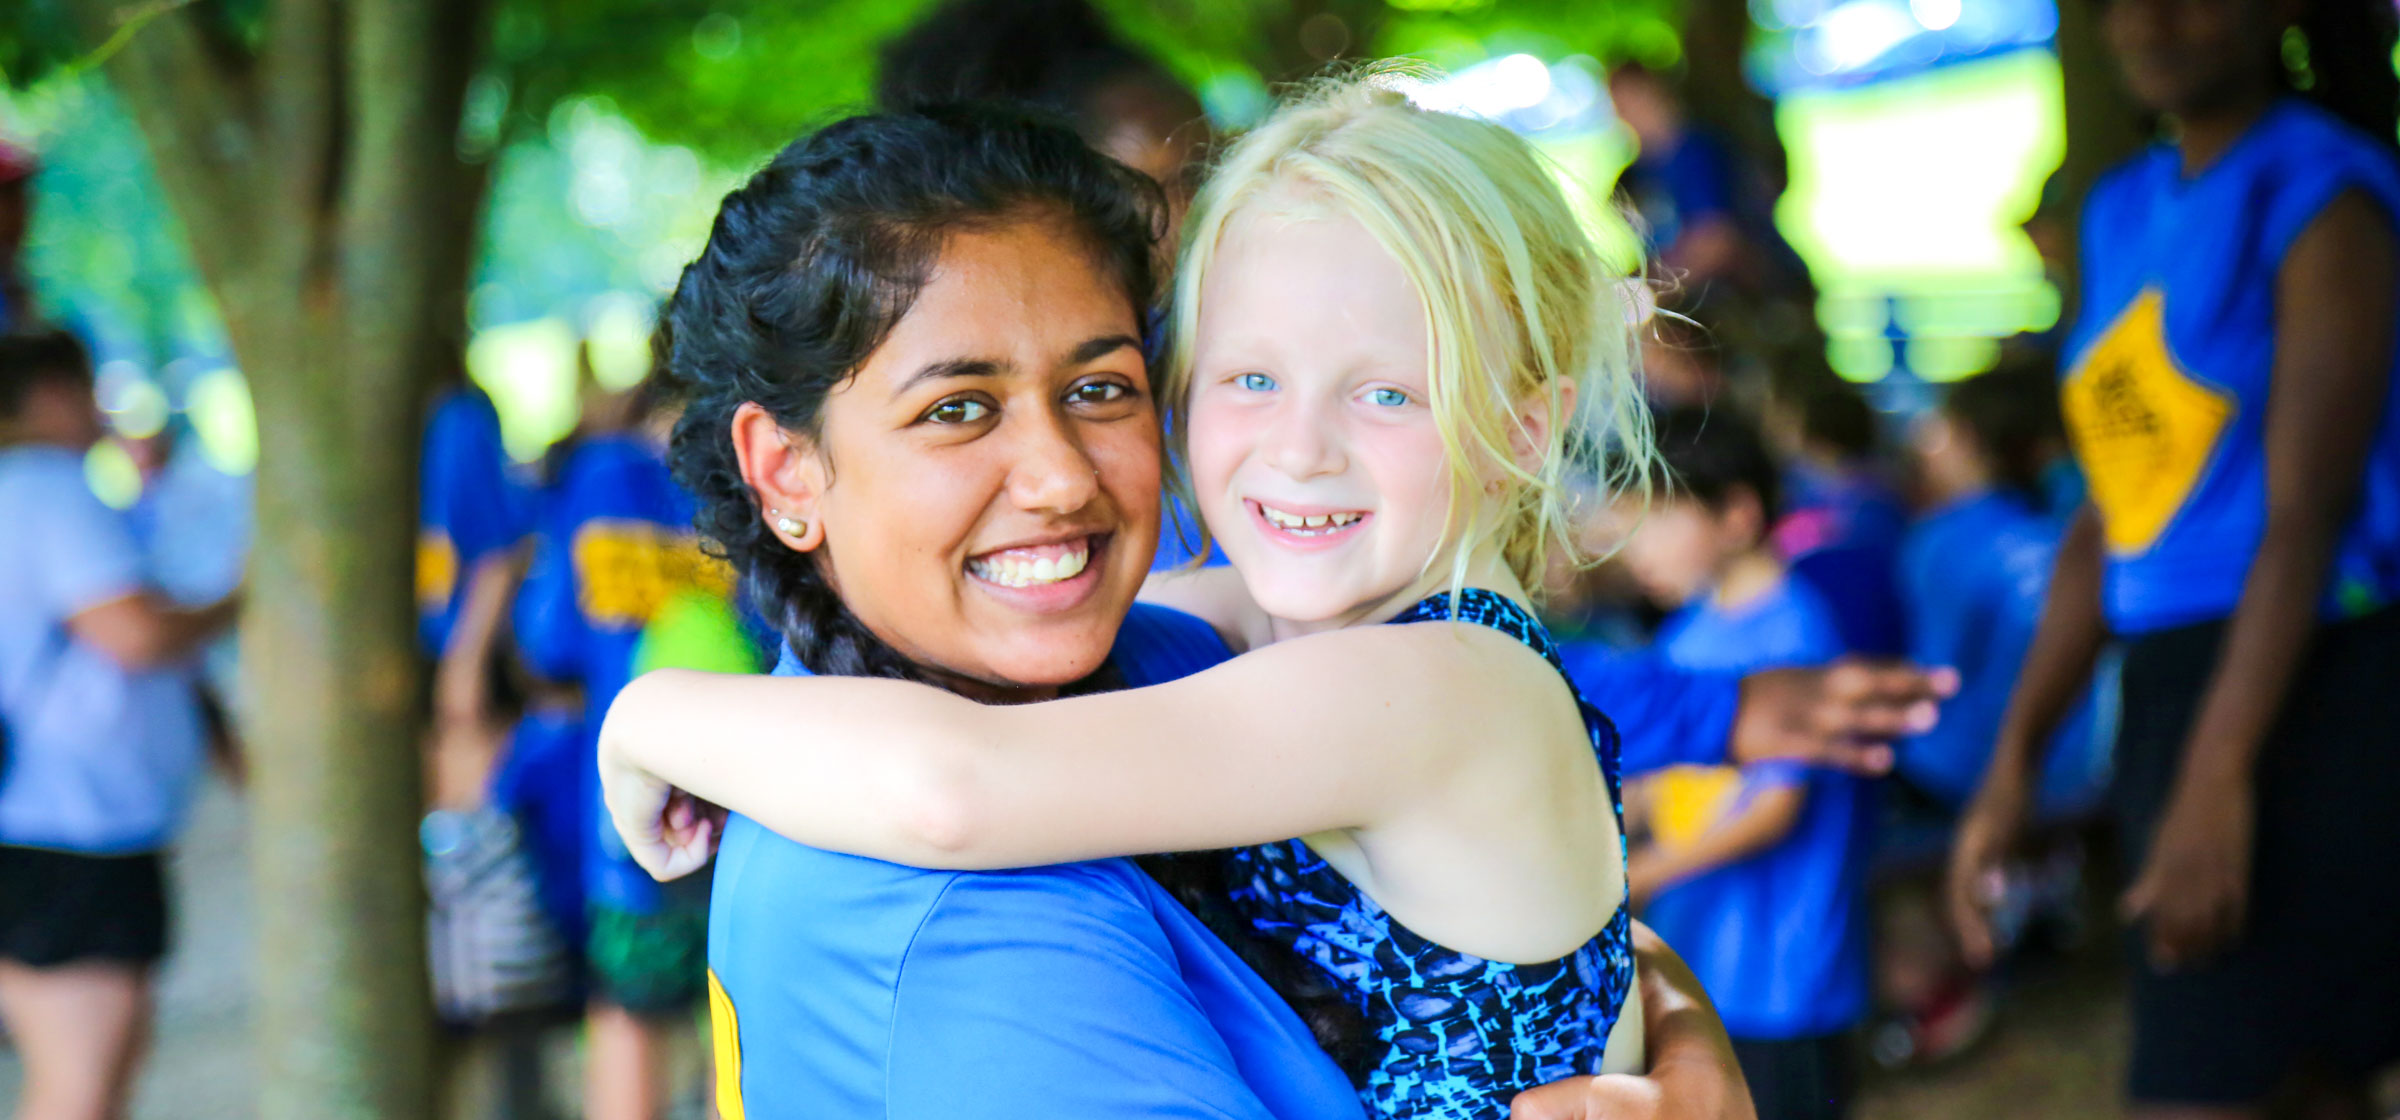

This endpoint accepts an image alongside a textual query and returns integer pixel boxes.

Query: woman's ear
[731,401,828,552]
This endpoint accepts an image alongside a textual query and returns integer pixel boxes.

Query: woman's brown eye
[1071,381,1130,404]
[925,398,992,424]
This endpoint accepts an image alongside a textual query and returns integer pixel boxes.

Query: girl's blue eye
[925,397,992,424]
[1237,372,1277,393]
[1367,387,1410,408]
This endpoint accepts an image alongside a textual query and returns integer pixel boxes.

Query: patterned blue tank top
[1222,588,1635,1119]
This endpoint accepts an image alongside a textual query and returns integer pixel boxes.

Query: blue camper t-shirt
[1639,576,1870,1040]
[704,603,1363,1120]
[513,433,736,914]
[1896,490,2110,816]
[2064,97,2400,634]
[417,387,532,655]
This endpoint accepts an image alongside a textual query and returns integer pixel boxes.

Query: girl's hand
[2121,773,2252,970]
[1946,774,2030,968]
[598,735,718,881]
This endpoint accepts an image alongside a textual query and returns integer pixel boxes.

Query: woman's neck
[920,664,1061,706]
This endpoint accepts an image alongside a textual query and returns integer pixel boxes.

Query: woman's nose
[1006,411,1103,514]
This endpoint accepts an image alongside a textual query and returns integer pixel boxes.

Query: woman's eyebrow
[893,357,1003,400]
[1066,334,1141,365]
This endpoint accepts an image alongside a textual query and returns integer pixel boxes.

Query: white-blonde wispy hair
[1160,67,1656,597]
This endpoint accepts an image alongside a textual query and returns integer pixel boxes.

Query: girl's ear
[1505,379,1576,475]
[732,401,829,552]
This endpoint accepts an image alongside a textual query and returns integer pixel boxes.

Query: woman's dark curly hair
[665,102,1379,1079]
[664,103,1160,681]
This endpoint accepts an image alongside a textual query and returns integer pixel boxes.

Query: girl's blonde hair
[1161,70,1655,596]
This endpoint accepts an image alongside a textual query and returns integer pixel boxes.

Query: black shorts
[0,845,170,968]
[1729,1032,1853,1120]
[2115,606,2400,1106]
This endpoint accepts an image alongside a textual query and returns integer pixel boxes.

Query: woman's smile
[964,530,1113,611]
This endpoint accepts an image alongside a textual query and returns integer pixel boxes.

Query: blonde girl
[602,76,1657,1118]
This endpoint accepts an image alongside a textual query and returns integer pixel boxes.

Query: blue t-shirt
[513,434,732,913]
[1656,575,1847,675]
[1774,464,1909,657]
[706,604,1363,1120]
[0,446,208,853]
[1895,491,2111,816]
[1640,575,1869,1039]
[418,388,532,655]
[1555,642,1738,778]
[1624,130,1736,255]
[2065,97,2400,634]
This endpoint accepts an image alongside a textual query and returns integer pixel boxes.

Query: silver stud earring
[771,510,806,538]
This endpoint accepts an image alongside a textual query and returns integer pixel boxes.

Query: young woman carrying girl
[604,77,1661,1117]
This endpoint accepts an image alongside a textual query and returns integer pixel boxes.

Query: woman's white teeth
[969,542,1091,588]
[1261,505,1363,535]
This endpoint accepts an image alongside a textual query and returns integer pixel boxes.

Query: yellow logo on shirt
[2061,289,2236,556]
[571,520,738,629]
[417,531,458,612]
[707,969,745,1120]
[1641,765,1747,849]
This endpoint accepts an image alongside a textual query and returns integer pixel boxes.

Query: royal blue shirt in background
[706,604,1363,1120]
[1775,464,1909,657]
[2065,97,2400,634]
[418,387,532,655]
[514,433,730,915]
[1556,643,1738,778]
[1896,490,2111,817]
[1639,576,1870,1040]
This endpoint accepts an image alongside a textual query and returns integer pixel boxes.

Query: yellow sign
[2062,289,2236,555]
[707,969,745,1120]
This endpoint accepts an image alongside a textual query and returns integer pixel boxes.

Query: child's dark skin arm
[1626,782,1805,907]
[1949,505,2107,965]
[2123,189,2396,970]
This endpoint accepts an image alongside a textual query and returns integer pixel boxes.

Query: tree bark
[1679,0,1780,172]
[65,0,487,1115]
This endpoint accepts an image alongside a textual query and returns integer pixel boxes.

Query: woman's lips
[964,533,1112,612]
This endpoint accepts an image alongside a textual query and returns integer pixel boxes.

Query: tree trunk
[1679,0,1782,185]
[68,0,486,1114]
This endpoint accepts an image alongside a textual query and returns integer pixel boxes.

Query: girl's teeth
[1261,505,1363,535]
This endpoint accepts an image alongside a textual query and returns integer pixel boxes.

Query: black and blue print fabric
[1221,588,1636,1119]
